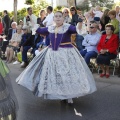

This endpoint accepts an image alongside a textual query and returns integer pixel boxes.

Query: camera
[77,18,83,22]
[26,16,30,22]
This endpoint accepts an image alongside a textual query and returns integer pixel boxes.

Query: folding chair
[97,49,120,76]
[89,57,97,73]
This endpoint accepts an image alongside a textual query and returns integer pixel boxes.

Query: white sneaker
[13,61,20,65]
[67,99,73,104]
[20,62,24,66]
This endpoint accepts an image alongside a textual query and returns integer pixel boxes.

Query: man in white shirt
[43,6,54,27]
[80,22,101,65]
[23,7,37,31]
[115,6,120,22]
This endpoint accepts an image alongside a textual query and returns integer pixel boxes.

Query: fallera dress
[16,23,97,100]
[0,59,16,120]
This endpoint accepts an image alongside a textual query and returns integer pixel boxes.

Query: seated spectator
[23,33,45,57]
[35,36,47,56]
[1,22,17,55]
[8,22,17,41]
[97,24,119,78]
[62,8,71,23]
[108,10,119,34]
[80,22,101,65]
[20,25,31,68]
[6,25,22,63]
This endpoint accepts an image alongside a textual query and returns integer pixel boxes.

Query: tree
[25,0,34,5]
[14,0,17,22]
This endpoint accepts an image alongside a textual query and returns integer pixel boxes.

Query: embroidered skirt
[16,47,97,99]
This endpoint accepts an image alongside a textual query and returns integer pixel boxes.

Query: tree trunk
[14,0,17,22]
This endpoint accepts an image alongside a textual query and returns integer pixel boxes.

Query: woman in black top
[100,9,110,32]
[70,6,80,26]
[37,9,46,27]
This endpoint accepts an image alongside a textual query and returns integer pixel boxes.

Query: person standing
[42,6,54,27]
[2,10,10,36]
[23,7,37,31]
[37,9,46,27]
[115,6,120,22]
[108,10,119,34]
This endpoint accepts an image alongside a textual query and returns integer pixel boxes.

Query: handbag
[17,52,22,62]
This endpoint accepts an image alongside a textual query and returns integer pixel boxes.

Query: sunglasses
[70,9,75,11]
[63,12,68,14]
[90,27,95,29]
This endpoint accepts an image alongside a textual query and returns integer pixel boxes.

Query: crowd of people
[0,4,119,119]
[0,5,119,75]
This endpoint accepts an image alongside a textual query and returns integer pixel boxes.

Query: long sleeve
[4,15,10,29]
[23,17,26,25]
[31,14,37,26]
[89,34,101,45]
[68,25,77,34]
[43,13,54,27]
[82,35,91,47]
[114,21,119,34]
[36,27,49,35]
[108,35,119,53]
[97,34,119,54]
[110,19,119,34]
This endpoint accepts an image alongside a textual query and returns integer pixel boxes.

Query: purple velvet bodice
[36,24,77,50]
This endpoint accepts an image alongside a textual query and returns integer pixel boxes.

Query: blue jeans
[22,46,31,62]
[76,34,84,51]
[80,49,97,64]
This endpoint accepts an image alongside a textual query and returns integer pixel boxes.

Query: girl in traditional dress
[16,11,97,104]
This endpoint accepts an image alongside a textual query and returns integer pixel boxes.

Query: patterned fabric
[16,47,96,100]
[0,59,9,78]
[48,23,70,34]
[0,74,16,119]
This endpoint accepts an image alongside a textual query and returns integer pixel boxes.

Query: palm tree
[14,0,17,22]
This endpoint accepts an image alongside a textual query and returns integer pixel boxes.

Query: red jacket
[97,34,119,55]
[0,22,3,34]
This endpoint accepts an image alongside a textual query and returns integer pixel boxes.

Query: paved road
[7,63,120,120]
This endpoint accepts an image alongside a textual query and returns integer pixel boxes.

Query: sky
[0,0,29,12]
[0,0,119,12]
